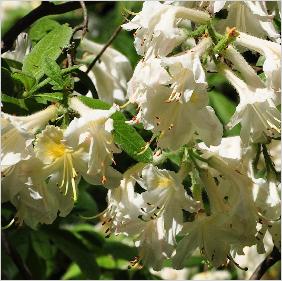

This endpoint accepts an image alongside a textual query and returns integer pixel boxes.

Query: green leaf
[22,24,72,81]
[62,263,83,280]
[48,229,100,279]
[209,90,241,136]
[1,67,21,97]
[2,58,22,70]
[78,96,153,163]
[43,57,64,87]
[34,92,64,104]
[29,17,60,42]
[1,93,28,111]
[12,72,36,92]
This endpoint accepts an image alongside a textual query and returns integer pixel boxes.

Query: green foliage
[22,24,73,81]
[12,71,36,93]
[209,90,241,136]
[29,18,60,43]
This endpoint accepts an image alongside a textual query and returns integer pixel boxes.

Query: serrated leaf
[209,90,241,136]
[43,57,64,87]
[78,96,153,163]
[12,72,36,92]
[29,17,60,42]
[22,24,72,81]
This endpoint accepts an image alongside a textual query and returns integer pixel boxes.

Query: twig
[249,246,281,280]
[72,1,89,40]
[67,1,88,67]
[1,1,96,53]
[86,23,123,73]
[2,232,33,279]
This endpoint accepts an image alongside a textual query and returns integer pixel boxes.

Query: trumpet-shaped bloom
[100,165,174,270]
[235,32,281,98]
[1,105,58,168]
[138,165,200,243]
[80,39,132,104]
[1,158,61,229]
[215,1,280,42]
[173,213,236,269]
[128,41,222,150]
[34,125,88,203]
[67,98,121,186]
[122,1,210,58]
[2,32,32,62]
[222,66,281,146]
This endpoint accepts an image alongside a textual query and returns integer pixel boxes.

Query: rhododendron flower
[2,32,32,63]
[34,125,88,202]
[235,32,281,97]
[214,1,280,42]
[137,164,200,243]
[80,38,132,104]
[127,39,222,150]
[1,158,61,229]
[222,66,281,146]
[122,1,210,59]
[1,104,58,168]
[68,97,122,187]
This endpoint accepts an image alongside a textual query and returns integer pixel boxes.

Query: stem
[29,66,79,95]
[249,247,280,280]
[207,22,218,44]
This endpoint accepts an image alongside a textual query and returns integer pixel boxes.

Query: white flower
[137,164,200,243]
[1,158,61,229]
[2,33,32,63]
[34,125,88,203]
[1,105,58,168]
[222,66,281,146]
[253,179,281,249]
[101,165,174,270]
[122,1,210,58]
[173,212,235,269]
[67,97,122,188]
[235,32,281,98]
[128,39,222,150]
[215,1,280,42]
[80,39,132,104]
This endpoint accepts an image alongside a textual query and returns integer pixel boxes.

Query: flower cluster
[1,0,281,274]
[1,98,122,228]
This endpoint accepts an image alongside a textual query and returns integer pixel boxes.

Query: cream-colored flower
[67,97,122,187]
[222,66,280,146]
[215,1,280,42]
[122,1,210,59]
[80,39,132,104]
[1,105,58,168]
